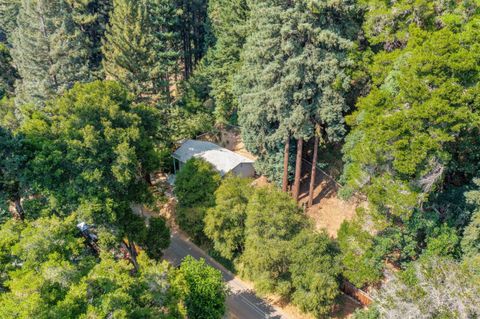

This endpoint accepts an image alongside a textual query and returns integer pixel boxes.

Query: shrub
[175,158,221,208]
[204,176,253,260]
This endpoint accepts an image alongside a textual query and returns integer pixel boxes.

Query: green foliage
[145,217,171,260]
[0,126,27,220]
[204,176,253,260]
[239,186,307,297]
[0,44,17,99]
[175,158,221,208]
[462,179,480,257]
[337,217,383,287]
[20,81,160,230]
[342,20,480,218]
[67,0,112,75]
[0,215,185,318]
[372,256,480,318]
[235,0,357,183]
[289,230,339,317]
[359,0,479,50]
[102,0,178,103]
[175,158,221,242]
[174,256,227,319]
[0,0,20,40]
[12,0,91,106]
[204,0,250,125]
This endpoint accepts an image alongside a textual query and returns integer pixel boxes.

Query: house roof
[173,140,255,176]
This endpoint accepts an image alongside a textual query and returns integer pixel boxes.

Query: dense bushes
[204,176,253,260]
[175,158,221,242]
[177,172,342,317]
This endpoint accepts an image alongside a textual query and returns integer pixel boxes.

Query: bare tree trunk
[124,239,139,272]
[282,137,290,192]
[308,134,319,208]
[292,138,303,201]
[144,173,153,186]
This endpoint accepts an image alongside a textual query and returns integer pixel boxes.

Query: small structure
[173,140,255,178]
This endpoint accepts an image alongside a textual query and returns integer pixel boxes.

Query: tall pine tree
[12,0,91,106]
[102,0,178,103]
[67,0,113,76]
[206,0,250,125]
[235,0,356,186]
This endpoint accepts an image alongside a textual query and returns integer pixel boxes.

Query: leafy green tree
[289,230,340,317]
[19,81,162,268]
[235,0,357,184]
[0,216,184,318]
[175,158,221,242]
[204,176,253,260]
[174,256,227,319]
[337,217,384,287]
[239,186,307,297]
[12,0,91,106]
[145,216,171,260]
[175,157,221,208]
[341,20,480,219]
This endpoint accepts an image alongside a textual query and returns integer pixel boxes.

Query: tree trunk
[308,134,319,208]
[292,138,303,201]
[144,172,153,186]
[11,197,24,220]
[124,239,139,272]
[282,137,290,192]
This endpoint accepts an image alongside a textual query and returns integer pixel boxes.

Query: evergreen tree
[205,0,250,125]
[67,0,113,75]
[235,0,356,185]
[0,0,20,41]
[11,0,91,106]
[174,0,210,79]
[147,0,180,102]
[102,0,154,100]
[341,19,480,219]
[0,43,17,98]
[102,0,177,103]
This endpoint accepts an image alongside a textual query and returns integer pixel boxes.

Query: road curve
[163,231,292,319]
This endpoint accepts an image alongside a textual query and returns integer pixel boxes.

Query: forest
[0,0,480,318]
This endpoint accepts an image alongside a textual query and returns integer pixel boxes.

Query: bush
[239,187,307,297]
[174,158,221,241]
[289,230,340,317]
[174,256,227,319]
[204,176,253,260]
[337,220,384,287]
[175,158,221,208]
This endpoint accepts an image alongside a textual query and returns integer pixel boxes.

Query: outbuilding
[172,140,255,178]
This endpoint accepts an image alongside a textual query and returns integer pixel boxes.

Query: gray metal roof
[173,140,255,176]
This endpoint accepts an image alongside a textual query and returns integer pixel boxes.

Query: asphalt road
[163,231,292,319]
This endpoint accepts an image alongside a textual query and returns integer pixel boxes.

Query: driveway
[163,231,292,319]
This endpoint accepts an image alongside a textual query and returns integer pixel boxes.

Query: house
[172,140,255,178]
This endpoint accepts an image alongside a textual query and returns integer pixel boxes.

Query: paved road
[163,231,292,319]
